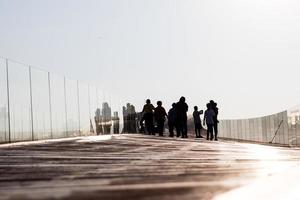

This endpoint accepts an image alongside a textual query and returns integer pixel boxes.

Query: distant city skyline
[1,0,300,119]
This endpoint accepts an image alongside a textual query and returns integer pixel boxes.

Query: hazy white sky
[1,0,300,119]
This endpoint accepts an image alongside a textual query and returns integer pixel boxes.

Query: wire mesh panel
[65,78,80,137]
[223,120,228,138]
[273,113,281,144]
[257,118,263,142]
[287,108,297,146]
[252,118,258,142]
[244,119,249,141]
[225,120,229,138]
[31,68,52,140]
[236,120,241,140]
[248,119,254,141]
[265,115,271,143]
[235,120,239,139]
[282,111,289,145]
[242,119,247,140]
[101,91,112,135]
[254,118,261,142]
[50,74,67,139]
[295,111,300,146]
[78,82,91,136]
[111,94,122,134]
[219,120,225,138]
[230,120,234,139]
[0,59,8,143]
[8,61,32,142]
[226,120,231,138]
[261,116,267,142]
[219,111,291,145]
[277,112,285,144]
[88,86,97,135]
[269,115,275,143]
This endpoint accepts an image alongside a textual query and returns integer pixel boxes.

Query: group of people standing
[140,97,219,140]
[193,100,219,141]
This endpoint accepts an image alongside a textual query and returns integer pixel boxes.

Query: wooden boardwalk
[1,134,300,200]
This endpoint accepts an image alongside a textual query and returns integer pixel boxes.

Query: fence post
[29,66,34,140]
[63,77,68,136]
[88,85,92,134]
[48,72,53,139]
[5,59,11,143]
[76,80,81,135]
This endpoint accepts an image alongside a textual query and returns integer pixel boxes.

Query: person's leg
[195,123,199,138]
[149,113,155,135]
[209,124,214,140]
[214,123,218,140]
[144,114,151,134]
[158,120,164,136]
[161,120,165,136]
[176,123,181,137]
[199,125,204,138]
[206,126,209,140]
[169,122,174,137]
[183,119,188,138]
[180,120,185,138]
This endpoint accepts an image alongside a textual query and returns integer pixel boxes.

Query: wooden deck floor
[1,134,300,200]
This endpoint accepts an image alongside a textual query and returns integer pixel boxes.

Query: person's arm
[203,111,206,126]
[163,108,167,117]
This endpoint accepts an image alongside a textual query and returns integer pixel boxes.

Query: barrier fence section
[219,107,300,146]
[0,57,124,143]
[3,57,300,146]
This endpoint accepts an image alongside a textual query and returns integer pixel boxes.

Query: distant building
[112,111,120,134]
[102,102,112,134]
[102,102,112,122]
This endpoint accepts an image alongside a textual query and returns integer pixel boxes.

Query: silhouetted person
[176,96,189,138]
[129,105,137,133]
[154,101,167,136]
[168,103,177,137]
[203,103,215,140]
[112,111,120,134]
[193,106,204,138]
[142,99,155,135]
[210,100,219,141]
